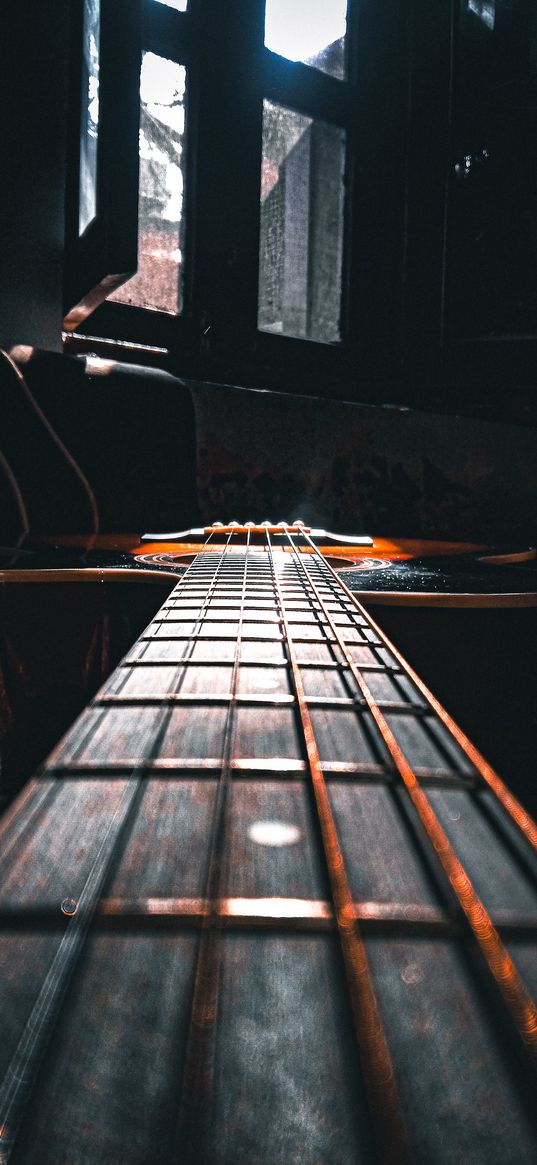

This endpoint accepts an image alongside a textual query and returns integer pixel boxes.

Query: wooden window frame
[64,0,143,330]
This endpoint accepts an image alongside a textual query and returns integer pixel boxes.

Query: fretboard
[0,537,536,1164]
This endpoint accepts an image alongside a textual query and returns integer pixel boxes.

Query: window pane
[79,0,100,235]
[265,0,347,80]
[110,53,186,314]
[152,1,188,10]
[448,0,537,338]
[258,100,345,343]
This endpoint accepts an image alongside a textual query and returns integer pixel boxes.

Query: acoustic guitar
[0,521,536,1164]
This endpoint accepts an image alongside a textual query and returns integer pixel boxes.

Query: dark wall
[192,380,537,544]
[0,4,70,351]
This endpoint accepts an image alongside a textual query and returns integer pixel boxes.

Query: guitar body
[2,529,537,606]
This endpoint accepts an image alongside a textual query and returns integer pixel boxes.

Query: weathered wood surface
[0,544,536,1163]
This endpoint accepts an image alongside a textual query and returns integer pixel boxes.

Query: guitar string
[266,528,411,1165]
[0,527,240,1162]
[175,527,253,1163]
[287,528,537,1071]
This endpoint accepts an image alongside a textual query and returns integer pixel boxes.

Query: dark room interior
[1,2,537,1162]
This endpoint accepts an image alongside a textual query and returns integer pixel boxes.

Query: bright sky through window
[111,52,186,314]
[265,0,347,67]
[152,0,188,11]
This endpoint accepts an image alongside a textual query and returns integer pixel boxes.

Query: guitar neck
[0,530,536,1163]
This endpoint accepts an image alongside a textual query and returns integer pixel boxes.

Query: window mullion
[188,0,265,363]
[263,55,350,128]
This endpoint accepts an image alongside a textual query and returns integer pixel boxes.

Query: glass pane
[152,0,188,9]
[265,0,347,80]
[79,0,100,236]
[258,100,345,343]
[449,0,537,337]
[110,53,186,315]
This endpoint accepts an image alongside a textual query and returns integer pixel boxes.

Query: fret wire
[48,757,475,785]
[6,896,537,938]
[51,757,310,776]
[96,693,295,707]
[0,528,239,1164]
[123,657,398,674]
[176,528,254,1162]
[267,529,411,1164]
[141,632,379,645]
[139,636,339,647]
[156,615,284,624]
[154,615,365,631]
[294,531,537,1071]
[93,692,429,716]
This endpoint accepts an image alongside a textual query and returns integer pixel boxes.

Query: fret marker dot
[248,821,302,847]
[401,963,424,986]
[250,674,280,690]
